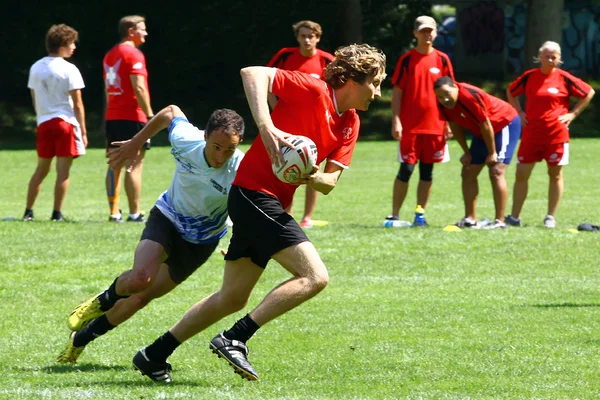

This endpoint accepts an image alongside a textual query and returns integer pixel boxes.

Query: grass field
[1,139,599,399]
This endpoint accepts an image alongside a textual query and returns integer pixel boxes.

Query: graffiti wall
[434,0,600,77]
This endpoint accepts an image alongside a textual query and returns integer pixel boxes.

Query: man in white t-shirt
[57,105,245,370]
[24,24,87,222]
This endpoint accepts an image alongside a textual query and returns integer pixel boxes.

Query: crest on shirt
[104,59,123,94]
[549,153,558,160]
[547,87,559,94]
[429,67,441,74]
[342,127,353,139]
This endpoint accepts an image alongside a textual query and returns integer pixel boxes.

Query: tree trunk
[525,0,564,69]
[339,0,363,45]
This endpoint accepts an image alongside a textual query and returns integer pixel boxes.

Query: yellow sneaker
[67,293,105,331]
[56,332,85,364]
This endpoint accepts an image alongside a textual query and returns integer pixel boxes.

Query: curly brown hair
[323,44,386,89]
[45,24,78,54]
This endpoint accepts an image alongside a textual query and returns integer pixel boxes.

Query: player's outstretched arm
[107,105,184,169]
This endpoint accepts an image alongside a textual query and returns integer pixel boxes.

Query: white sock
[129,213,140,219]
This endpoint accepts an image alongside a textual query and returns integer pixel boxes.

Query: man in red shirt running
[131,44,386,383]
[267,20,334,228]
[505,41,594,228]
[103,15,154,223]
[434,76,521,229]
[387,16,454,226]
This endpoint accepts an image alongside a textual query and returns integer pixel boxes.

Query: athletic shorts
[105,120,150,151]
[398,134,449,164]
[37,118,84,158]
[517,141,569,166]
[140,206,218,284]
[224,185,310,268]
[470,115,521,164]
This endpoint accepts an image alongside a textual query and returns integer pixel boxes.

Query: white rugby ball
[272,135,318,184]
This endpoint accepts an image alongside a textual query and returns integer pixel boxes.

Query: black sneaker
[22,209,34,221]
[132,347,173,383]
[126,213,145,222]
[209,332,259,381]
[51,212,66,222]
[578,223,600,232]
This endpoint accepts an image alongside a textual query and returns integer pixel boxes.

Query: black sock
[51,210,62,219]
[144,331,181,364]
[98,278,129,311]
[72,315,115,347]
[223,314,260,343]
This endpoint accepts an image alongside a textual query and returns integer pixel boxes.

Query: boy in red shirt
[387,15,454,226]
[505,41,594,228]
[434,76,521,229]
[267,20,334,228]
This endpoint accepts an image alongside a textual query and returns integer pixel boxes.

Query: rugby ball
[272,135,318,184]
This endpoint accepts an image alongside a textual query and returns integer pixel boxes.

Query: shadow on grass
[26,364,214,387]
[528,302,600,308]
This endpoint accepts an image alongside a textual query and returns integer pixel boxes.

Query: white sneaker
[483,219,507,229]
[543,215,556,229]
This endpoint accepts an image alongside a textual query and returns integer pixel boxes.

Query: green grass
[1,140,600,399]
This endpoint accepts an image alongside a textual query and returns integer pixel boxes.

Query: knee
[126,271,153,293]
[489,167,504,181]
[419,163,433,182]
[308,267,329,294]
[396,163,415,183]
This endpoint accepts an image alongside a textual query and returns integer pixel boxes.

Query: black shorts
[224,185,310,268]
[105,120,150,150]
[140,206,218,284]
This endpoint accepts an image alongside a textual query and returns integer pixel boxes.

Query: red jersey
[103,43,149,122]
[233,70,360,209]
[440,82,517,138]
[508,68,591,144]
[267,48,334,79]
[391,49,454,135]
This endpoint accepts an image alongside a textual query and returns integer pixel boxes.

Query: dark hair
[205,109,245,140]
[45,24,78,54]
[433,76,455,90]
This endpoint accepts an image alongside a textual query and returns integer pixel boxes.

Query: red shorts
[36,118,78,158]
[398,134,449,164]
[517,141,569,166]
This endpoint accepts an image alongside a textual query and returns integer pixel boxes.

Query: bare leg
[249,241,328,326]
[53,156,73,212]
[392,178,409,217]
[106,263,177,326]
[510,163,535,218]
[124,148,146,215]
[26,158,53,209]
[416,180,432,210]
[461,164,484,220]
[170,258,264,343]
[547,165,563,216]
[115,239,167,295]
[488,163,508,221]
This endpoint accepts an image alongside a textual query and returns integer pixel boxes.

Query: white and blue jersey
[155,116,244,244]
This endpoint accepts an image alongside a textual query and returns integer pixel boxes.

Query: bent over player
[131,44,386,383]
[57,105,244,367]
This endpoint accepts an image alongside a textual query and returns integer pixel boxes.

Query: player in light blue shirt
[58,105,244,368]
